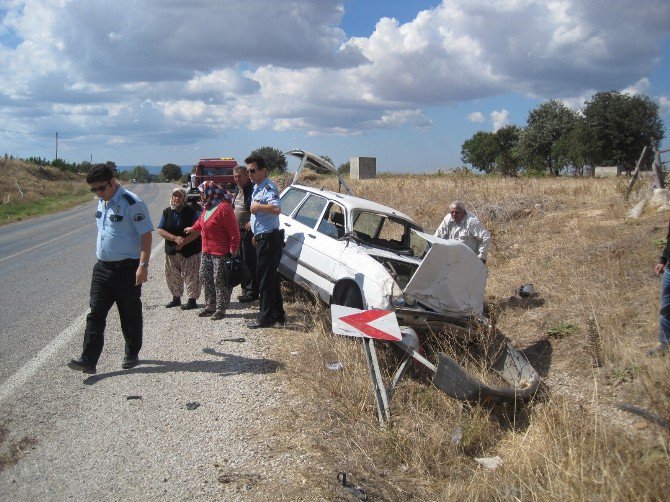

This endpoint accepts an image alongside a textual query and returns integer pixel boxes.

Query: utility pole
[55,131,58,161]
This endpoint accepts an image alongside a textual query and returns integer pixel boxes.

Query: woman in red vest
[185,182,240,320]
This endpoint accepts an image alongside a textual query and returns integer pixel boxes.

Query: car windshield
[352,211,426,256]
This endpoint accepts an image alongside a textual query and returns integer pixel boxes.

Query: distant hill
[117,165,193,176]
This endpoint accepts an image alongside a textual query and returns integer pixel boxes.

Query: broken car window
[317,203,345,239]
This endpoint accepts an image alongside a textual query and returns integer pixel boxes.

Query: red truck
[184,157,238,207]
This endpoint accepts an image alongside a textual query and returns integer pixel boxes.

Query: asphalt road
[0,182,171,386]
[0,182,311,500]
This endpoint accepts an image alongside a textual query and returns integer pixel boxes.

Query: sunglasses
[90,181,110,193]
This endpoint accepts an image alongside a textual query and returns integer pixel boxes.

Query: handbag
[224,255,248,288]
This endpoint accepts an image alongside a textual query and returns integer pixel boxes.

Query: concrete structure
[594,165,625,177]
[350,157,377,180]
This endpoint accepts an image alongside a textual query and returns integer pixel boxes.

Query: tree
[494,125,522,177]
[78,161,92,174]
[161,163,182,181]
[582,91,665,170]
[461,131,499,173]
[338,161,350,175]
[131,165,150,182]
[518,100,579,176]
[249,146,287,173]
[461,126,521,175]
[553,116,593,176]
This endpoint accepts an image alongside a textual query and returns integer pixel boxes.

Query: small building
[350,157,377,180]
[594,165,625,177]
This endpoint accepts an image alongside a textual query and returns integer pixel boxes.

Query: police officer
[245,154,285,329]
[68,164,154,374]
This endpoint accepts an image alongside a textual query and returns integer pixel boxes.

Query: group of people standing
[68,154,285,375]
[156,154,284,329]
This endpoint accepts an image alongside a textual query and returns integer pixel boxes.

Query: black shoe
[248,320,273,329]
[238,294,259,303]
[210,310,226,321]
[165,297,181,308]
[122,356,139,369]
[68,358,96,374]
[198,308,215,317]
[181,299,198,310]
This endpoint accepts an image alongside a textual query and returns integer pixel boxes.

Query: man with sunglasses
[245,154,285,329]
[68,164,154,374]
[435,200,491,264]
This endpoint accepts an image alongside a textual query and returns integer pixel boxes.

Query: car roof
[286,184,419,226]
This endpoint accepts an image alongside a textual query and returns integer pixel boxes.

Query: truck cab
[184,157,238,207]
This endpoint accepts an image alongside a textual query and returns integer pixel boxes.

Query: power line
[0,128,47,136]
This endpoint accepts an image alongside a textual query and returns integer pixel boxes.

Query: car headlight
[392,293,416,308]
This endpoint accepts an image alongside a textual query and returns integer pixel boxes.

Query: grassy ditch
[0,158,90,225]
[270,173,670,500]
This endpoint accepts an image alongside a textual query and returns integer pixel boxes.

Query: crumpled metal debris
[475,456,503,470]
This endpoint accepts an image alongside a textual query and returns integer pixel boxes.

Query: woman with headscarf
[156,187,202,310]
[184,182,240,320]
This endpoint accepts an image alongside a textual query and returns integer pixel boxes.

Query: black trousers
[240,229,258,296]
[255,234,284,324]
[82,261,143,364]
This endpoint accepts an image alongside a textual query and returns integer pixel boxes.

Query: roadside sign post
[331,305,405,426]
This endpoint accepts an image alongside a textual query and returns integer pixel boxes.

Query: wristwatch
[139,262,149,268]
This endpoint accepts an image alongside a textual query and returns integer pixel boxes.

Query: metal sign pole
[362,338,391,425]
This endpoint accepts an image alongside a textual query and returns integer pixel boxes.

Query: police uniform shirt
[96,186,154,261]
[250,177,280,235]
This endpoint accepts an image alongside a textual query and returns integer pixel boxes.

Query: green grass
[0,188,92,225]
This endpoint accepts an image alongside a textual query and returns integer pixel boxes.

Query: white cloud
[623,78,651,96]
[491,109,510,131]
[659,96,670,113]
[1,0,669,155]
[468,112,485,123]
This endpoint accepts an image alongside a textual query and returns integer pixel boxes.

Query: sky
[1,0,669,173]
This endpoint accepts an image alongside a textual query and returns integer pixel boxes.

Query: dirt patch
[0,424,39,473]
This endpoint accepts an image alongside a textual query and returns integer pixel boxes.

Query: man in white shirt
[435,200,491,263]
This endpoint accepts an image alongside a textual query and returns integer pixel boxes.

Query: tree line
[461,91,665,176]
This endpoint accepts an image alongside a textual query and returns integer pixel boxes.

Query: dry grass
[271,172,670,500]
[0,158,89,224]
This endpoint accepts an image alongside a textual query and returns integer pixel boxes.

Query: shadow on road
[82,348,284,385]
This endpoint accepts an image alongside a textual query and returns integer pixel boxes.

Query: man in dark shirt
[233,166,258,303]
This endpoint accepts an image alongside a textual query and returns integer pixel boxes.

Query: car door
[279,187,310,281]
[285,194,347,302]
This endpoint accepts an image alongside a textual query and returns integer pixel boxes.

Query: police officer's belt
[255,229,281,241]
[99,258,140,270]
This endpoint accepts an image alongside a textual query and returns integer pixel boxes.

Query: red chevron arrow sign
[331,305,401,341]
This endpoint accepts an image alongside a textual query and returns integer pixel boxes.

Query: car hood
[404,231,487,316]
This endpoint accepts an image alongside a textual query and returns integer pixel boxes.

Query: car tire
[339,284,363,309]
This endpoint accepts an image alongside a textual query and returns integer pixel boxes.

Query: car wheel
[339,284,363,309]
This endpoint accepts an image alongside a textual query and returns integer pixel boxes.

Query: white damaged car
[278,150,488,328]
[278,150,540,404]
